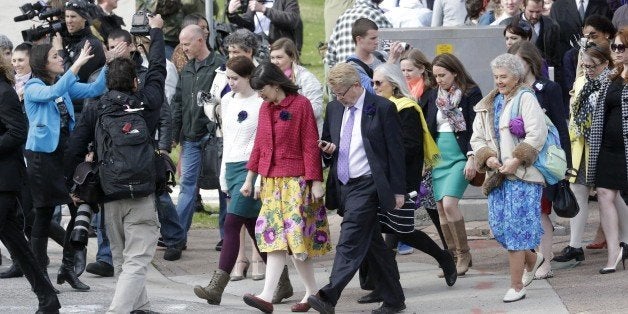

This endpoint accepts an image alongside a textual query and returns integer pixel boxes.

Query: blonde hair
[328,63,360,88]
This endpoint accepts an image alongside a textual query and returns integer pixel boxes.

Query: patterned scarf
[571,67,611,141]
[436,85,466,132]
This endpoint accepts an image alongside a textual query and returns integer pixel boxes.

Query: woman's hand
[464,157,477,181]
[311,181,324,200]
[486,156,502,170]
[228,0,241,13]
[106,41,127,63]
[499,157,521,175]
[70,41,94,74]
[386,41,406,64]
[240,180,253,197]
[84,152,94,162]
[394,194,405,209]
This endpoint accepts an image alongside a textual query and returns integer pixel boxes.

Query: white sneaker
[503,288,526,302]
[522,252,544,287]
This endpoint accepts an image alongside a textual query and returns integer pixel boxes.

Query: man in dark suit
[308,63,406,314]
[521,0,562,69]
[550,0,611,60]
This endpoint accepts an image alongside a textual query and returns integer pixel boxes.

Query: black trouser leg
[397,230,447,262]
[31,206,54,268]
[426,208,447,250]
[0,192,60,312]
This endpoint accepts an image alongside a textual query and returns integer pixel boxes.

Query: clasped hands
[486,156,520,175]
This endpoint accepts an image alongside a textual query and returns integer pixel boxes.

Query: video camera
[14,1,67,42]
[130,10,154,36]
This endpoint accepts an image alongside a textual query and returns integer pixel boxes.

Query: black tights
[218,213,266,273]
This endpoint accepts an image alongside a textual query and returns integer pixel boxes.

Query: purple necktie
[337,106,356,184]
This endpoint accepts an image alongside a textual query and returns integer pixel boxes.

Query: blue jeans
[156,191,185,248]
[176,139,205,243]
[94,211,113,265]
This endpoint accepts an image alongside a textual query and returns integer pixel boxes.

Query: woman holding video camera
[24,38,107,292]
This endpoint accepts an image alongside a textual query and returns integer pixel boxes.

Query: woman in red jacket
[240,62,331,313]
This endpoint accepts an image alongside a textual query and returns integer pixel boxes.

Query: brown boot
[438,223,457,278]
[450,219,472,276]
[193,269,230,305]
[271,265,293,304]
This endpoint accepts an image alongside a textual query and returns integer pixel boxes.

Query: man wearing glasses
[309,63,406,314]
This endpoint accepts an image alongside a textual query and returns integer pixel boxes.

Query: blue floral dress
[487,94,543,250]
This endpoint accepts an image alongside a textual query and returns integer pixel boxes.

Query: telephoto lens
[71,204,94,248]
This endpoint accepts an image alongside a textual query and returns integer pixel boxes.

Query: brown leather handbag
[469,172,486,187]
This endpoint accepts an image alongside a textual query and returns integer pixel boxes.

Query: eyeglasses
[582,62,602,70]
[332,84,353,98]
[371,80,384,87]
[611,43,626,53]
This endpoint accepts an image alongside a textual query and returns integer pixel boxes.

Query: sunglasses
[371,80,384,87]
[611,43,626,53]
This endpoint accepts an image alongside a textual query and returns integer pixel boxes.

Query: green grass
[191,204,220,229]
[299,0,326,82]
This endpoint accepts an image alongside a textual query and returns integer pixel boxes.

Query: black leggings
[218,213,266,273]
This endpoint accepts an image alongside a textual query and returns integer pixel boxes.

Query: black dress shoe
[163,247,182,261]
[0,263,24,278]
[553,246,585,262]
[371,303,406,314]
[358,291,383,304]
[85,261,114,277]
[308,294,335,314]
[215,239,223,251]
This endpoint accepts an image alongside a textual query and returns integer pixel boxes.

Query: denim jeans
[156,191,185,248]
[94,211,113,265]
[176,139,205,243]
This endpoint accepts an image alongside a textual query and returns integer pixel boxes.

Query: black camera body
[15,1,67,42]
[130,10,153,36]
[22,20,67,42]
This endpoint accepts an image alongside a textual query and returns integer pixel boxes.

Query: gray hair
[490,53,525,82]
[374,63,414,100]
[224,29,258,55]
[0,35,13,51]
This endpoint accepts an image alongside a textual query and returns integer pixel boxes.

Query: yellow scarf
[390,96,440,167]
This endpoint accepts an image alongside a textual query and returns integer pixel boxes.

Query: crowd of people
[0,0,627,313]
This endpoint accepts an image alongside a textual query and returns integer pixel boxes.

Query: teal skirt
[432,132,469,201]
[226,161,262,218]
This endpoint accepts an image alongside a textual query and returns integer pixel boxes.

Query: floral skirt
[488,179,543,250]
[255,177,332,259]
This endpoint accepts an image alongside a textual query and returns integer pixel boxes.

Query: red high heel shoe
[586,241,607,250]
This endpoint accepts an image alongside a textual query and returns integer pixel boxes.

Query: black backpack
[95,96,156,200]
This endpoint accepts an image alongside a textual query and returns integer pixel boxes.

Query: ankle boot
[193,269,230,305]
[450,220,472,276]
[30,237,59,294]
[271,265,293,304]
[57,247,90,291]
[438,250,457,286]
[35,291,61,314]
[0,262,24,278]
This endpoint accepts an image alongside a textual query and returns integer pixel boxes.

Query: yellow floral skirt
[255,177,332,259]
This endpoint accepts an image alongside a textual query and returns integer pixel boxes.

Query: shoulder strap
[509,88,534,119]
[347,57,374,78]
[372,51,386,63]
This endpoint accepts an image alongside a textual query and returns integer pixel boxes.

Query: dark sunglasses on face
[611,43,626,53]
[372,80,383,87]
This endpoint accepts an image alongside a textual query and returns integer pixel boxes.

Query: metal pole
[206,0,217,50]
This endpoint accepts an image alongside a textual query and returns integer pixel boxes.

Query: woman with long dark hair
[424,53,482,276]
[240,62,332,312]
[24,38,106,291]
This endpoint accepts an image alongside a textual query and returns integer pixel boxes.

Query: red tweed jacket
[247,93,323,181]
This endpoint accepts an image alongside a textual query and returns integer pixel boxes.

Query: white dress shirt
[340,89,371,179]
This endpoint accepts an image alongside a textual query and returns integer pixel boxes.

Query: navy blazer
[321,91,406,213]
[423,86,483,156]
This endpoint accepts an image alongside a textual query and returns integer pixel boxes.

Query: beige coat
[470,87,548,191]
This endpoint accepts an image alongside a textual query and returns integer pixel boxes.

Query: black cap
[65,0,92,21]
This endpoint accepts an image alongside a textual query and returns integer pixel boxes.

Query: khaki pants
[104,194,159,313]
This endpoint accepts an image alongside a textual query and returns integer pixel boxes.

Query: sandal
[231,259,250,281]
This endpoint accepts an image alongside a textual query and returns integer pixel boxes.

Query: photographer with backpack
[64,14,166,313]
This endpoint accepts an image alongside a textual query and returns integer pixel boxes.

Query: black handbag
[71,161,104,204]
[552,180,580,218]
[198,121,223,190]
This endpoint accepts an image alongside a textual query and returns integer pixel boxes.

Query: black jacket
[424,86,483,156]
[91,6,125,44]
[0,79,28,192]
[550,0,611,59]
[227,0,303,52]
[65,28,166,179]
[399,107,423,193]
[534,78,572,168]
[60,27,107,113]
[535,15,562,69]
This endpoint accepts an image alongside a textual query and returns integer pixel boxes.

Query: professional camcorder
[129,10,154,36]
[15,1,67,42]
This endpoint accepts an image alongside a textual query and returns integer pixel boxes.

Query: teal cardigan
[24,67,107,153]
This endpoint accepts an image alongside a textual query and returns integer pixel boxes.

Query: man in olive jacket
[171,25,225,245]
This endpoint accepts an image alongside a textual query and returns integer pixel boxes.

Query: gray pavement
[5,190,628,313]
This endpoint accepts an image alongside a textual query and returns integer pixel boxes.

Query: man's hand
[249,0,266,13]
[394,194,404,209]
[52,32,64,51]
[106,41,127,63]
[228,0,242,14]
[148,13,164,29]
[318,140,336,155]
